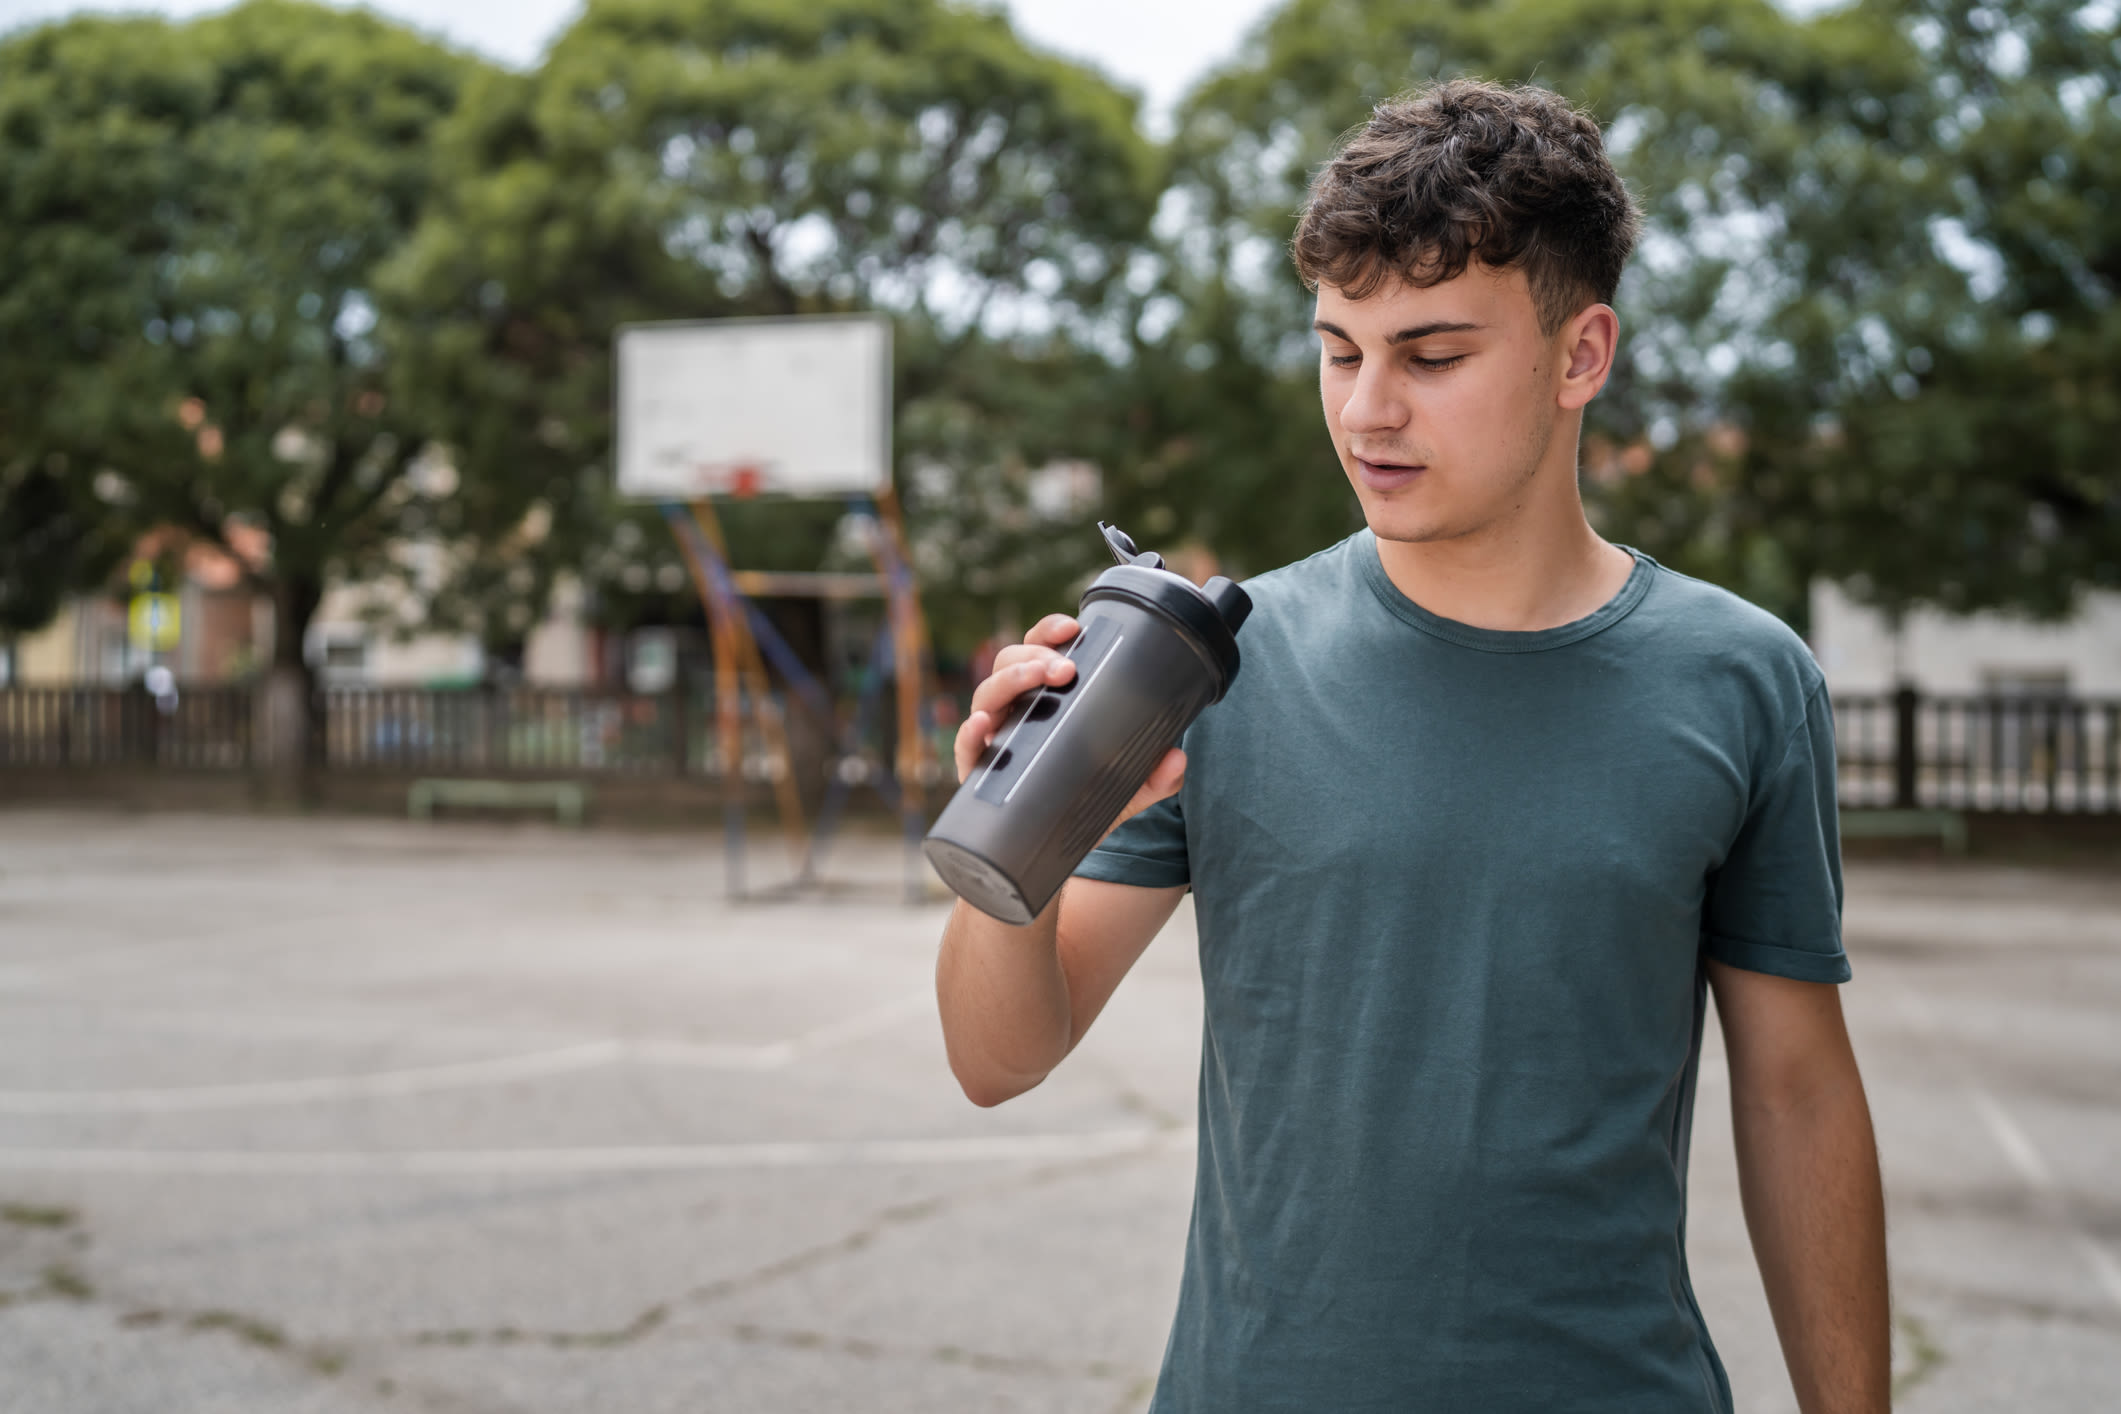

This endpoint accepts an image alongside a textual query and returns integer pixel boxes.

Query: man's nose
[1338,363,1409,435]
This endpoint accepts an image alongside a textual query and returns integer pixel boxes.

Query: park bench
[1838,807,1967,854]
[409,778,589,827]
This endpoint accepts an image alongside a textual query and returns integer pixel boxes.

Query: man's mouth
[1355,456,1425,491]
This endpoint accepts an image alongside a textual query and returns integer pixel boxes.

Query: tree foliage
[0,0,508,678]
[386,0,1163,653]
[1747,0,2121,619]
[4,0,2114,670]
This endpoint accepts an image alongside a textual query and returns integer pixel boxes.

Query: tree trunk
[259,574,322,800]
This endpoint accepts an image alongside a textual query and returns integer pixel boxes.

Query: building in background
[522,576,597,689]
[1811,583,2121,698]
[9,527,271,687]
[7,523,496,690]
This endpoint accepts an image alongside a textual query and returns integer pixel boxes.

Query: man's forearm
[1731,1071,1891,1414]
[935,897,1073,1107]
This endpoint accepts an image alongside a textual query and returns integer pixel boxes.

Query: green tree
[0,464,125,640]
[0,1,528,756]
[385,0,1163,661]
[1731,0,2121,621]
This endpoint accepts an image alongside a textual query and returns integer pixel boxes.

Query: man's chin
[1360,503,1464,546]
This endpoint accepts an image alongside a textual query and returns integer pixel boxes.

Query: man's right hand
[939,612,1192,1107]
[953,613,1186,837]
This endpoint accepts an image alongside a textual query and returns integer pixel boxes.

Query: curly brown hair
[1292,79,1641,334]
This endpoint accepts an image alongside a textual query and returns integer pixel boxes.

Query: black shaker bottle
[923,522,1252,924]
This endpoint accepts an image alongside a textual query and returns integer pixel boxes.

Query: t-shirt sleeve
[1073,791,1190,889]
[1702,681,1850,983]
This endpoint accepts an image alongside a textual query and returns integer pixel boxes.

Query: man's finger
[1025,614,1080,647]
[1144,747,1186,793]
[967,661,1043,717]
[991,642,1057,673]
[953,711,994,782]
[969,658,1071,717]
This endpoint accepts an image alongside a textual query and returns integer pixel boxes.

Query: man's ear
[1556,304,1619,411]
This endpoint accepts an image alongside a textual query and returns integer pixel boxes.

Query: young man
[935,80,1888,1413]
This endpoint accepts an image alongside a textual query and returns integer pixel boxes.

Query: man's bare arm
[937,876,1186,1106]
[1709,962,1890,1414]
[935,612,1189,1108]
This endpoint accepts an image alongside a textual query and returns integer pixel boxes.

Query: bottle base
[922,836,1036,925]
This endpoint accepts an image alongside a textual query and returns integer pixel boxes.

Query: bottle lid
[1080,523,1252,697]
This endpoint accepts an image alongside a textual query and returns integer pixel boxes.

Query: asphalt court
[0,810,2116,1411]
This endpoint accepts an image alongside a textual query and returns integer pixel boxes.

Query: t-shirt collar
[1356,528,1656,654]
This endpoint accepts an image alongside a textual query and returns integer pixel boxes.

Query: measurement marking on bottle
[1001,634,1125,806]
[971,625,1113,797]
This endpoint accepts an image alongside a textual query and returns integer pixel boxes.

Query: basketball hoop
[615,314,890,502]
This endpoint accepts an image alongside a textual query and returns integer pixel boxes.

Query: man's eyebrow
[1387,321,1481,343]
[1310,319,1483,343]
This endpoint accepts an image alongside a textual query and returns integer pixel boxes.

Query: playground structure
[619,314,941,901]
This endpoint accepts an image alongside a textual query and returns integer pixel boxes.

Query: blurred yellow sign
[128,593,181,651]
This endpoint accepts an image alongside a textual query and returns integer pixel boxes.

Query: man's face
[1314,263,1571,545]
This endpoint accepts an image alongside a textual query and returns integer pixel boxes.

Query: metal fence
[4,684,2119,815]
[0,684,704,775]
[0,686,254,769]
[318,687,699,775]
[1833,690,2121,813]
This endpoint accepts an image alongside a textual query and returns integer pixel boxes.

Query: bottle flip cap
[1099,521,1167,571]
[1083,522,1253,698]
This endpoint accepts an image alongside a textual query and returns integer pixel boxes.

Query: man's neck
[1371,476,1636,634]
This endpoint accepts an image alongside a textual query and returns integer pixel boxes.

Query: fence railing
[0,686,255,769]
[1832,690,2121,813]
[0,683,848,780]
[5,683,2119,815]
[318,687,698,775]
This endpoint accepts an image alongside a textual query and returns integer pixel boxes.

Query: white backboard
[615,314,892,501]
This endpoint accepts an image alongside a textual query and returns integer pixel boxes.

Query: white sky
[0,0,1285,127]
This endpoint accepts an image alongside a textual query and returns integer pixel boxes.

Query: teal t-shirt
[1074,530,1846,1413]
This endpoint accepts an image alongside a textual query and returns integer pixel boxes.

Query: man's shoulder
[1236,532,1365,602]
[1632,557,1825,716]
[1224,533,1368,638]
[1636,559,1815,662]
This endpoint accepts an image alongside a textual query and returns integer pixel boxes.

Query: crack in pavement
[0,1198,353,1381]
[3,1272,355,1380]
[1,1201,77,1229]
[1892,1309,1945,1401]
[415,1303,670,1352]
[730,1319,1145,1383]
[1896,1272,2121,1333]
[5,1139,1176,1409]
[1104,1373,1158,1414]
[399,1142,1174,1370]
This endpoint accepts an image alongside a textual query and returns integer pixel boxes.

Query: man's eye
[1326,353,1361,367]
[1412,354,1466,371]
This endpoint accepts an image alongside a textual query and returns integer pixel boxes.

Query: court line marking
[2081,1238,2121,1311]
[1895,990,2121,1314]
[0,1128,1196,1176]
[1967,1086,2056,1191]
[0,989,936,1114]
[0,1042,627,1115]
[636,989,937,1072]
